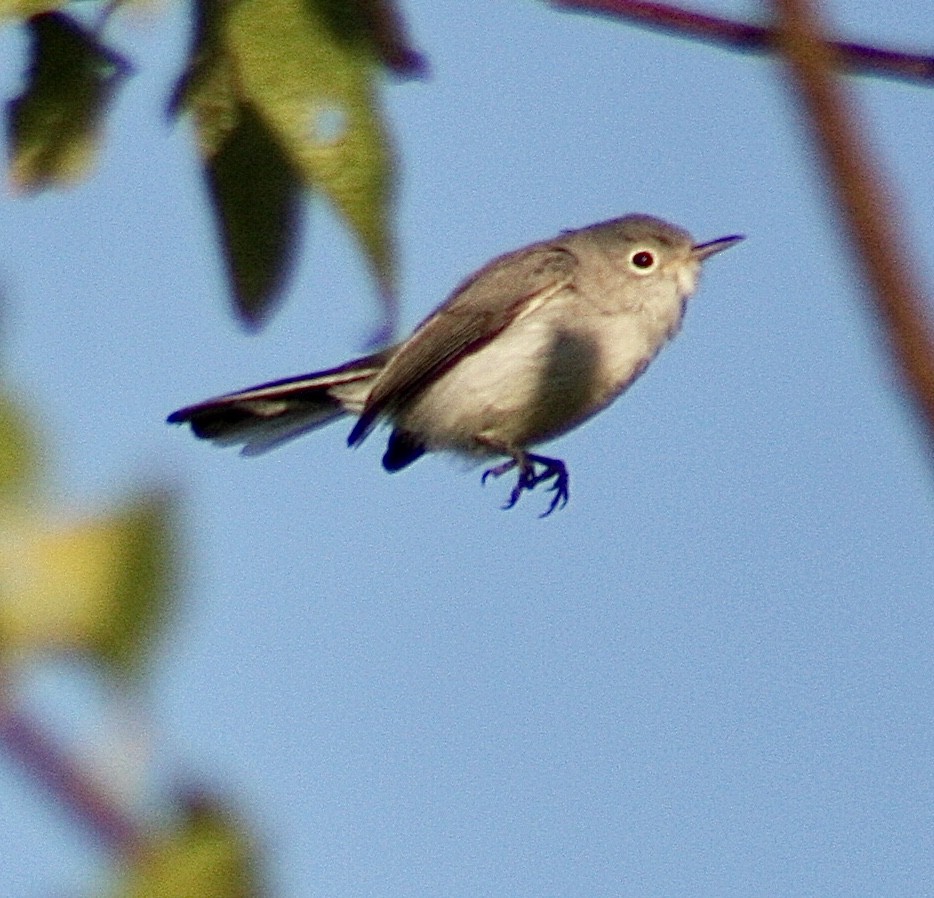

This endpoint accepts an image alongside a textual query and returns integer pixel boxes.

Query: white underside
[394,287,687,457]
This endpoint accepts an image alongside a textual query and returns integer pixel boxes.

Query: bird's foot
[481,453,569,517]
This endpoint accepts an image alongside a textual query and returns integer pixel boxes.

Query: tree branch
[551,0,934,86]
[0,690,147,860]
[769,0,934,458]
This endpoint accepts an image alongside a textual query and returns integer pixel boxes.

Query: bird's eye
[630,249,656,271]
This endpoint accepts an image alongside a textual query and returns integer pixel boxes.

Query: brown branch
[769,0,934,457]
[0,691,147,860]
[551,0,934,86]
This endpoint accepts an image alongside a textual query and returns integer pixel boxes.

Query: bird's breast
[393,295,684,455]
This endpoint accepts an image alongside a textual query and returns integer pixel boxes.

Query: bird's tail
[167,347,394,455]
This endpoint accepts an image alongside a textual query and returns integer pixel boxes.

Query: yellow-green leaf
[0,491,176,676]
[229,0,395,292]
[0,0,66,20]
[173,0,397,330]
[6,13,130,191]
[0,392,41,502]
[168,0,234,155]
[311,0,427,76]
[172,3,304,326]
[110,795,260,898]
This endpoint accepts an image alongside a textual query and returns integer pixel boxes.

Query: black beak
[692,234,745,260]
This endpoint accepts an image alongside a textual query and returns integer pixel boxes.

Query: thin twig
[92,0,124,38]
[551,0,934,86]
[0,692,147,860]
[769,0,934,457]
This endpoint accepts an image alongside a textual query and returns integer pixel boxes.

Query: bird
[168,214,742,515]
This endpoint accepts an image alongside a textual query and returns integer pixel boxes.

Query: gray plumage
[169,214,742,514]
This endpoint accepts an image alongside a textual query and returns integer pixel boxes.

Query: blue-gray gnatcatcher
[169,214,742,515]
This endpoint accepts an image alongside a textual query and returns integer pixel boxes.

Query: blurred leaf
[110,794,261,898]
[206,100,303,326]
[0,392,41,502]
[0,0,66,19]
[6,12,131,191]
[173,0,397,330]
[312,0,428,76]
[0,491,176,676]
[193,83,305,324]
[230,0,395,292]
[167,0,233,153]
[172,1,302,326]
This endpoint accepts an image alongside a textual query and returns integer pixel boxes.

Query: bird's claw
[481,454,569,516]
[481,459,516,486]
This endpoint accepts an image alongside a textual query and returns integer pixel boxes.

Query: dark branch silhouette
[552,0,934,86]
[769,0,934,457]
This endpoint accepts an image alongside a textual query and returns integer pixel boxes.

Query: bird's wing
[347,245,578,445]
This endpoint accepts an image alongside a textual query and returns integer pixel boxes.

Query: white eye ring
[628,248,657,274]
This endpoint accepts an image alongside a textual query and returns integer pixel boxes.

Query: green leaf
[0,491,176,677]
[100,491,177,676]
[167,0,234,153]
[0,392,41,502]
[172,2,303,326]
[109,795,261,898]
[205,103,303,325]
[230,0,395,291]
[311,0,427,76]
[174,0,397,330]
[206,99,304,326]
[0,0,66,20]
[6,12,131,191]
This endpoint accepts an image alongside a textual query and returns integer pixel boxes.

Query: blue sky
[2,1,933,895]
